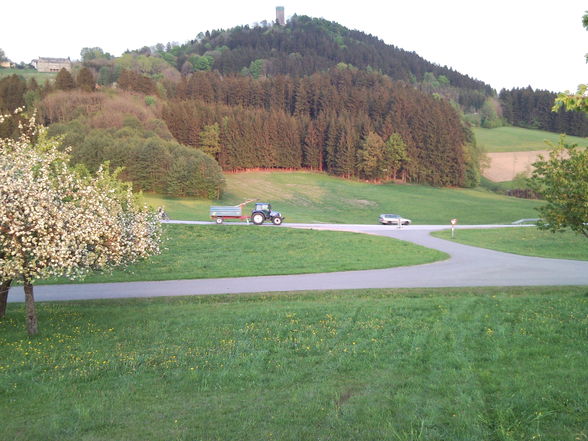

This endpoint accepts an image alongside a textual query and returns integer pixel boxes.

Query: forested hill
[164,15,493,108]
[1,15,494,197]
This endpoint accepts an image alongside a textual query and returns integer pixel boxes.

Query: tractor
[251,202,284,225]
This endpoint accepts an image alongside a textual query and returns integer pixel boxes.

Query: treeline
[36,91,225,198]
[162,68,479,186]
[499,87,588,136]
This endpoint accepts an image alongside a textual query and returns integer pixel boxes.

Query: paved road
[8,222,588,303]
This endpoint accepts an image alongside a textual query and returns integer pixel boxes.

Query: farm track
[9,222,588,303]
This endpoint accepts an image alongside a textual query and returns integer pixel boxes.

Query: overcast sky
[2,0,586,92]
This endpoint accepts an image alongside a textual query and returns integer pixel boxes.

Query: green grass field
[473,126,588,153]
[143,171,543,225]
[42,224,446,284]
[0,67,56,84]
[433,227,588,261]
[2,287,587,440]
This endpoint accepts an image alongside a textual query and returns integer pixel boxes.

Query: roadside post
[450,218,457,238]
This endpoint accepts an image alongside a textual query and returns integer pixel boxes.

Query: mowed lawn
[433,227,588,261]
[143,171,543,225]
[42,224,446,284]
[1,287,587,440]
[473,126,588,153]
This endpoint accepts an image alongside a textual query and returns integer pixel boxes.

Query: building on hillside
[34,57,71,72]
[0,61,13,68]
[276,6,285,26]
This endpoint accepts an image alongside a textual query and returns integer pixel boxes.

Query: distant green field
[0,68,56,84]
[433,227,588,261]
[474,126,587,152]
[144,171,542,225]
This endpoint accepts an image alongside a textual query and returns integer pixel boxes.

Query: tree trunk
[24,280,38,335]
[0,279,11,318]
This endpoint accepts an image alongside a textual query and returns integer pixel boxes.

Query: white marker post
[450,218,457,238]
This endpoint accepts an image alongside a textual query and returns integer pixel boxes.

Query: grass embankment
[144,171,542,224]
[43,224,446,284]
[2,287,587,440]
[473,126,588,153]
[433,227,588,261]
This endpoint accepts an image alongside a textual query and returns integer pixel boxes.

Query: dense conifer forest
[499,87,588,136]
[1,15,585,197]
[161,68,479,185]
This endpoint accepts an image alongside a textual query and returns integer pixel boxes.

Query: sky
[2,0,586,93]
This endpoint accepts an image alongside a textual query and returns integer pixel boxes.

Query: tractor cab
[255,202,271,214]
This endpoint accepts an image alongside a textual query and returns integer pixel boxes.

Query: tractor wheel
[272,217,283,225]
[252,213,265,225]
[215,217,223,224]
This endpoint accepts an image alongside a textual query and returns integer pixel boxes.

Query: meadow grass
[2,286,587,440]
[0,68,56,84]
[433,227,588,261]
[473,126,588,153]
[42,223,446,284]
[143,171,542,225]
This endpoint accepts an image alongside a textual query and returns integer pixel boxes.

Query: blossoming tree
[0,113,162,334]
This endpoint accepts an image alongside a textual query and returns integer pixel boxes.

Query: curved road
[9,222,588,303]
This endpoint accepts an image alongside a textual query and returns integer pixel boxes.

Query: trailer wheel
[215,217,223,224]
[252,213,264,225]
[272,217,283,225]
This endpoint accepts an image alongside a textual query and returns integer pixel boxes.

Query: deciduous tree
[357,131,385,180]
[0,113,162,333]
[552,12,588,114]
[198,123,221,159]
[529,10,588,239]
[530,138,588,238]
[383,133,410,181]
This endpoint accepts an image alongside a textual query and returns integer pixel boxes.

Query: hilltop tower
[276,6,285,26]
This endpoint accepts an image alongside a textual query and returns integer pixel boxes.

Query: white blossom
[0,113,162,285]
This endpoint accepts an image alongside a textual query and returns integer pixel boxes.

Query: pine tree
[77,67,96,92]
[55,68,75,91]
[0,75,26,111]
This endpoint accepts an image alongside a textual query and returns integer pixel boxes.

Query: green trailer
[209,205,248,224]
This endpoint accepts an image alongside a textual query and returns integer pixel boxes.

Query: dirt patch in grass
[483,150,549,182]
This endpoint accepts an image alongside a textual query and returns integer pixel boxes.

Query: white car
[379,214,411,225]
